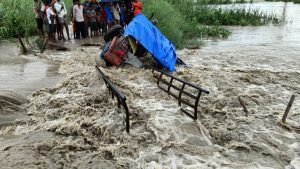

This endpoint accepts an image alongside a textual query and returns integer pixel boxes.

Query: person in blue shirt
[104,3,113,29]
[120,2,125,27]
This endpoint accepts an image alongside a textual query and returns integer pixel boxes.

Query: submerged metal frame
[152,69,209,120]
[95,66,130,133]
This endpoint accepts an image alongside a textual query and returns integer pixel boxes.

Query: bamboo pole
[40,38,49,53]
[17,35,29,54]
[282,95,295,124]
[238,96,249,117]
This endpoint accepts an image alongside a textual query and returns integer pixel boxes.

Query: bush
[0,0,73,39]
[143,0,191,48]
[0,0,36,38]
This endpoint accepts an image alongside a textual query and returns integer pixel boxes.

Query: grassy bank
[0,0,37,39]
[0,0,73,39]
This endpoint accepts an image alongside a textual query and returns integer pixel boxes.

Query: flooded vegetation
[143,0,282,48]
[194,6,280,26]
[0,0,299,169]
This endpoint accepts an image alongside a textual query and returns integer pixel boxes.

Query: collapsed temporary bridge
[96,13,209,132]
[95,66,209,133]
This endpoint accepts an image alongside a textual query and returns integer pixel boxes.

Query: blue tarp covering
[124,14,177,72]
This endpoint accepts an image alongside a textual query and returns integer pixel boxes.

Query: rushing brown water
[0,41,62,96]
[0,2,299,169]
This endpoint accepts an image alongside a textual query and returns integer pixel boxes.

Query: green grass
[0,0,37,38]
[0,0,73,39]
[197,25,231,37]
[194,6,281,26]
[143,0,193,48]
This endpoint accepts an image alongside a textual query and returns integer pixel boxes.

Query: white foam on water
[290,157,300,169]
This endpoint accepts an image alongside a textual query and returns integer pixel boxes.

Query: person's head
[44,1,50,6]
[34,0,38,3]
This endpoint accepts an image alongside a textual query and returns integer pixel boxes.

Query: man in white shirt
[73,0,85,39]
[54,0,71,41]
[46,6,57,41]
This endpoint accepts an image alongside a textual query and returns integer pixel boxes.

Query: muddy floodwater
[0,41,62,96]
[0,2,299,169]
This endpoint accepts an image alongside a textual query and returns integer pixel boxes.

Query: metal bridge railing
[95,66,130,133]
[152,69,209,120]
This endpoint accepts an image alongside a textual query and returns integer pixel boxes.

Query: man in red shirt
[132,0,142,16]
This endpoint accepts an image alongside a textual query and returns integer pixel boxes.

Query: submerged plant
[197,25,231,38]
[194,6,281,26]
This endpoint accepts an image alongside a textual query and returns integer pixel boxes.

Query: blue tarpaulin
[124,14,177,72]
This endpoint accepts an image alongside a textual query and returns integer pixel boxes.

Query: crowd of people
[33,0,142,42]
